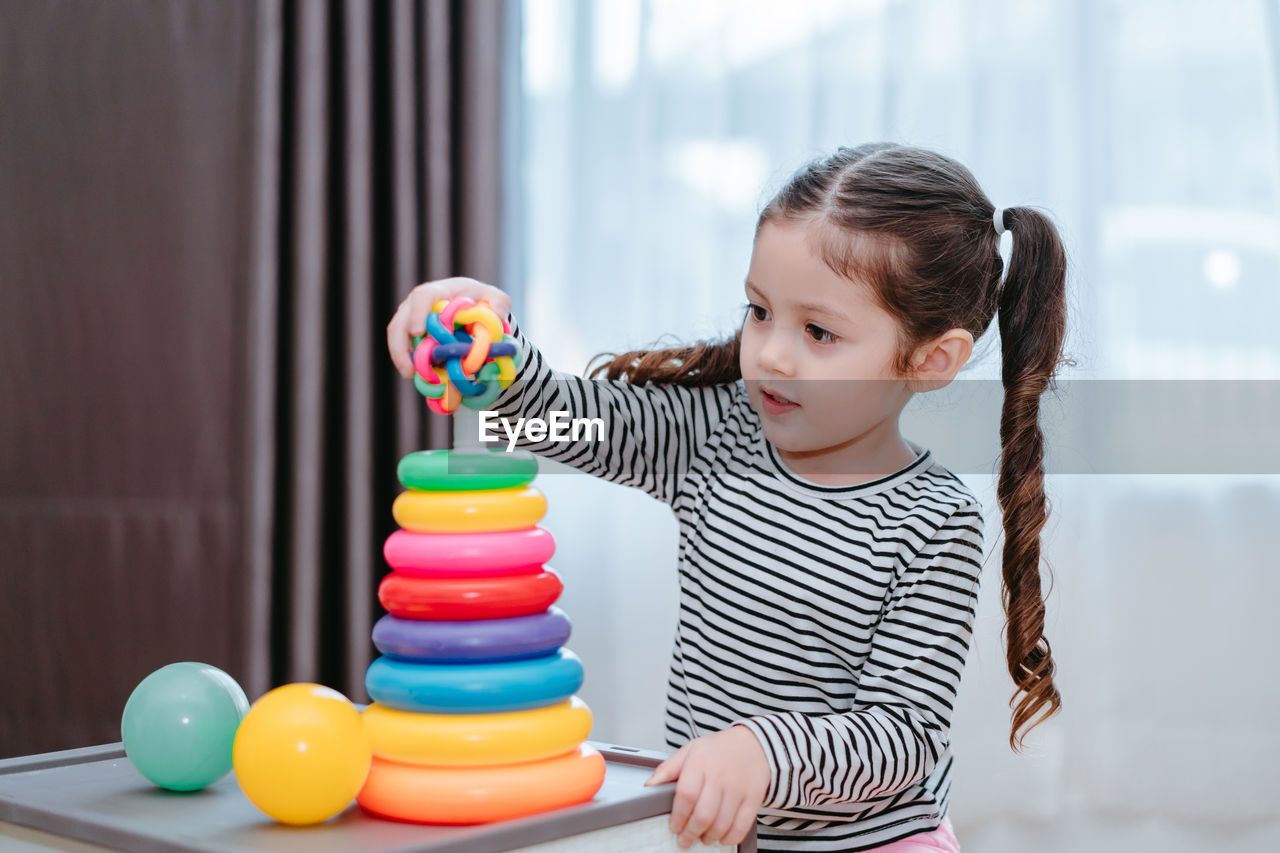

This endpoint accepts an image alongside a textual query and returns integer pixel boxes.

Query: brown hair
[587,142,1072,752]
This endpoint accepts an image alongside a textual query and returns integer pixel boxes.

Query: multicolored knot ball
[412,297,522,415]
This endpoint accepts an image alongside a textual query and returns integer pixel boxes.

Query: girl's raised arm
[388,278,736,506]
[480,315,736,506]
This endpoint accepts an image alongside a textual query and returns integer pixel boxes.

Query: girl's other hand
[386,277,513,379]
[644,725,769,849]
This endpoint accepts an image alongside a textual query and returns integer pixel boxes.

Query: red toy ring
[378,570,563,621]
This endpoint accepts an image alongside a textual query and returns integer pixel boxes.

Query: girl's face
[740,220,914,465]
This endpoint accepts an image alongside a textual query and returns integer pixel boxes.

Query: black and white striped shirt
[488,319,986,852]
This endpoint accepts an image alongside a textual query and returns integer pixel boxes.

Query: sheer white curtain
[511,1,1280,850]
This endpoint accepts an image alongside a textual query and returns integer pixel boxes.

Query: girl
[387,142,1069,852]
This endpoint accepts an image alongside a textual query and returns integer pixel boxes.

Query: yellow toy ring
[495,354,515,384]
[356,745,606,825]
[362,698,593,767]
[392,487,546,533]
[454,304,505,341]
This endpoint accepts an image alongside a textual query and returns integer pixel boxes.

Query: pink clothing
[864,816,961,852]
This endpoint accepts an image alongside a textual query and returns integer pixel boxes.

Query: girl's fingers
[667,767,704,840]
[487,289,512,319]
[386,302,415,378]
[699,794,741,847]
[406,284,441,338]
[679,784,722,849]
[644,745,687,786]
[725,803,758,846]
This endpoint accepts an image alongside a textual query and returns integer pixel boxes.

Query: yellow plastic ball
[232,683,372,825]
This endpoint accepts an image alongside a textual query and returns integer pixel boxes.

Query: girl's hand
[644,725,769,849]
[386,277,513,379]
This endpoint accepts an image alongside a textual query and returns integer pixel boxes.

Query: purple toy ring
[372,607,572,664]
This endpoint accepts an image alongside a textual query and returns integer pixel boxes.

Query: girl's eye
[745,303,836,342]
[806,323,838,344]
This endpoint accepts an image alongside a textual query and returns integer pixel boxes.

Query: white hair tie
[993,207,1009,236]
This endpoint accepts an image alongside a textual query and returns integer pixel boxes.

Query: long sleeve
[734,502,985,811]
[479,315,737,506]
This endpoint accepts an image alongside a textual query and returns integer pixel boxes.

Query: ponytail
[995,206,1073,752]
[587,330,742,386]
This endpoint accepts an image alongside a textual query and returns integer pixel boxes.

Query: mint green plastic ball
[121,662,250,791]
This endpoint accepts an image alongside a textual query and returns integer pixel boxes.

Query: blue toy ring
[365,650,584,714]
[425,312,458,345]
[430,340,517,365]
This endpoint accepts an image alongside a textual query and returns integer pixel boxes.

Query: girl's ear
[906,329,973,392]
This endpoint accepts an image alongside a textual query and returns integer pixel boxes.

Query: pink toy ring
[436,295,474,330]
[413,337,446,386]
[383,528,555,577]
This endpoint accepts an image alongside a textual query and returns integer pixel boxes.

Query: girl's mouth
[760,387,799,414]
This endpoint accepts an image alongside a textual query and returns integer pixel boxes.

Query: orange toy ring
[356,745,606,825]
[461,321,493,375]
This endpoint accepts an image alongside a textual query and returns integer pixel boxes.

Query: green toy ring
[397,450,538,492]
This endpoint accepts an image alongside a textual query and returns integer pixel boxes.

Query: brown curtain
[0,0,514,758]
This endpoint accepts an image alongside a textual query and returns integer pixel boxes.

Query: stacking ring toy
[382,528,555,577]
[365,649,584,713]
[378,570,563,620]
[361,697,593,766]
[372,607,571,663]
[392,486,546,534]
[357,745,606,825]
[397,449,537,492]
[411,297,522,415]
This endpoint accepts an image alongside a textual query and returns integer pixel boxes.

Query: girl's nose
[756,332,794,376]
